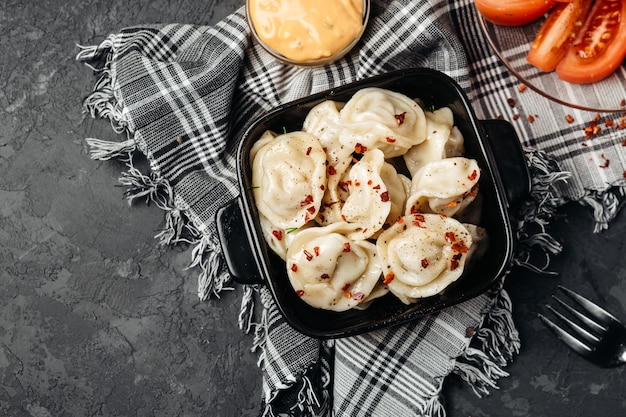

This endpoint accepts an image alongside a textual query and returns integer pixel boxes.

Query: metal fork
[538,286,626,367]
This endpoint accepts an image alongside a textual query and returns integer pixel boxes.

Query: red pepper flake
[409,205,421,214]
[306,146,312,155]
[518,84,527,93]
[507,98,516,108]
[421,258,429,268]
[445,231,456,243]
[296,289,305,297]
[468,169,478,181]
[383,272,395,284]
[605,119,614,129]
[386,136,396,143]
[328,165,337,175]
[307,207,316,215]
[354,143,367,154]
[465,326,476,338]
[622,138,626,147]
[450,253,463,270]
[380,191,390,202]
[272,230,283,241]
[320,184,325,191]
[351,292,365,301]
[344,291,352,299]
[355,181,361,187]
[303,249,313,261]
[291,264,298,272]
[314,246,320,256]
[412,214,426,227]
[373,184,381,190]
[394,112,407,126]
[623,170,626,179]
[527,115,535,123]
[452,241,469,254]
[321,273,330,280]
[300,194,314,207]
[343,242,351,252]
[599,153,610,169]
[512,114,520,121]
[341,283,350,291]
[446,201,458,208]
[565,114,574,124]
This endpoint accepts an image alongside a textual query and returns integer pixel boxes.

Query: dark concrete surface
[1,0,625,416]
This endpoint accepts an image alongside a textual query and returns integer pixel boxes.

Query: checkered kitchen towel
[77,0,626,415]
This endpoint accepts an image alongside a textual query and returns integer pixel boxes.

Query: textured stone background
[1,0,625,416]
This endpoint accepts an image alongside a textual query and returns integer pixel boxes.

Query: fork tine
[551,295,607,334]
[538,313,592,356]
[545,304,601,345]
[559,286,619,325]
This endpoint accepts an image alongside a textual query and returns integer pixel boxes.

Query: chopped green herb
[286,227,298,234]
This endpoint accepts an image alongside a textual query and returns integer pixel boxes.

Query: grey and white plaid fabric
[77,0,626,416]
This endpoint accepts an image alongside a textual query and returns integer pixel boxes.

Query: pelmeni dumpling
[252,131,327,229]
[377,213,473,303]
[340,149,391,240]
[286,222,383,311]
[405,157,480,217]
[339,87,428,158]
[403,107,464,176]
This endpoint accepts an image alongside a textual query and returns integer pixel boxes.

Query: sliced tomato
[526,0,593,72]
[474,0,559,26]
[556,0,626,84]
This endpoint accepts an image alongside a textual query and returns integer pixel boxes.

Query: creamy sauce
[248,0,364,62]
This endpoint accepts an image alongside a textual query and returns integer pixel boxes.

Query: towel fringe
[423,393,446,417]
[452,347,509,398]
[580,178,626,233]
[513,148,569,274]
[85,137,136,161]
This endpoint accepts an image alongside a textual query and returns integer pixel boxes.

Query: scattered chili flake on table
[512,114,520,121]
[518,84,526,93]
[565,114,574,124]
[621,99,626,107]
[599,153,610,169]
[527,115,535,123]
[507,98,516,108]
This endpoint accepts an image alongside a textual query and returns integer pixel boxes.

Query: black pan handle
[216,197,264,285]
[479,119,531,210]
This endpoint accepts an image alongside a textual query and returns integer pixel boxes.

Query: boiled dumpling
[252,131,327,229]
[405,157,480,217]
[340,149,392,240]
[403,107,464,176]
[377,213,473,303]
[339,87,428,158]
[286,222,383,311]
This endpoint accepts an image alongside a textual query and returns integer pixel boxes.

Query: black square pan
[217,68,529,338]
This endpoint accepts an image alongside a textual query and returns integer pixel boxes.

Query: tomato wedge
[556,0,626,83]
[526,0,593,72]
[474,0,558,26]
